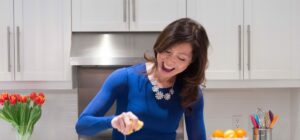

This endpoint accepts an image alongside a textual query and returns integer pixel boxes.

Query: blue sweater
[76,63,206,140]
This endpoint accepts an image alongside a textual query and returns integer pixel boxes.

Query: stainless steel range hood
[70,33,159,66]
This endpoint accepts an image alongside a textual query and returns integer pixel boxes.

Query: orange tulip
[0,91,46,139]
[20,96,28,103]
[38,92,45,98]
[34,96,45,105]
[1,92,9,100]
[0,95,5,105]
[9,95,17,105]
[30,92,37,100]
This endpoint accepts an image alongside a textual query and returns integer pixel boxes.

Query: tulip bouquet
[0,92,45,140]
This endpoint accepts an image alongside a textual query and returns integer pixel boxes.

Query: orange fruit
[235,128,247,138]
[224,129,237,138]
[212,129,224,138]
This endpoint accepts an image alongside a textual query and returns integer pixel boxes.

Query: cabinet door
[130,0,186,31]
[72,0,128,32]
[187,0,243,80]
[13,0,70,81]
[244,0,292,79]
[0,0,14,81]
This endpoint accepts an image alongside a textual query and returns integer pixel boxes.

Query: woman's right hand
[111,111,143,135]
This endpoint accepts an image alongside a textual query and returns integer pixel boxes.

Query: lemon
[224,129,237,138]
[127,120,144,135]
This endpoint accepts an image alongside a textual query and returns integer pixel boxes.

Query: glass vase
[16,132,31,140]
[14,126,32,140]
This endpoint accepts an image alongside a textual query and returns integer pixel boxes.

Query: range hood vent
[70,33,159,66]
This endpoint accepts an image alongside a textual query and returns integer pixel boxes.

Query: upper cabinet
[0,0,71,81]
[188,0,243,80]
[188,0,300,80]
[0,0,14,81]
[72,0,186,32]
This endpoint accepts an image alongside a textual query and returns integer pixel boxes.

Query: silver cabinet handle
[132,0,136,22]
[7,26,11,72]
[123,0,127,22]
[238,25,242,71]
[16,26,21,72]
[247,25,251,71]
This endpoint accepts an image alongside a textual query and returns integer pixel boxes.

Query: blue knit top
[75,63,206,140]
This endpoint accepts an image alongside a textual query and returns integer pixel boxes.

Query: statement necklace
[149,78,175,101]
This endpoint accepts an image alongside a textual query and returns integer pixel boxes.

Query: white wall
[1,88,299,140]
[203,88,295,140]
[0,90,78,140]
[290,89,300,140]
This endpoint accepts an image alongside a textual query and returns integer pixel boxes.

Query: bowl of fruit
[211,128,248,140]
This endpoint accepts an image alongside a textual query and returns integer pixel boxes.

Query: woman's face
[156,42,193,80]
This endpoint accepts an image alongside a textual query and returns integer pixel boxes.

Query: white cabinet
[244,0,293,80]
[72,0,186,32]
[187,0,243,80]
[188,0,300,80]
[0,0,14,81]
[0,0,71,81]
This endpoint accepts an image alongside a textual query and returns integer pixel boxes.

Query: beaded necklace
[149,77,175,101]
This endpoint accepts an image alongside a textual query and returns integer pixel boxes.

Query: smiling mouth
[162,62,175,72]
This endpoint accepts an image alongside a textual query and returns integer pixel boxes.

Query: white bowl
[210,138,248,140]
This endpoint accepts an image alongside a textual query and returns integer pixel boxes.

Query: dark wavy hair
[144,18,210,109]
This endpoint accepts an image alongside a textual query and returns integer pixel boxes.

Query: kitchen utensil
[250,114,259,128]
[253,128,272,140]
[269,115,278,128]
[268,110,274,122]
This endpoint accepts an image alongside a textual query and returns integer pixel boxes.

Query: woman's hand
[111,111,143,135]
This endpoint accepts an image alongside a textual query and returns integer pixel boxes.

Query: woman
[76,18,210,140]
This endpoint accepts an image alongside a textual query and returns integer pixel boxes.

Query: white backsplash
[290,89,300,140]
[1,88,299,140]
[203,88,295,140]
[0,90,78,140]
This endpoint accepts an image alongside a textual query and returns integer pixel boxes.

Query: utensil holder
[253,128,272,140]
